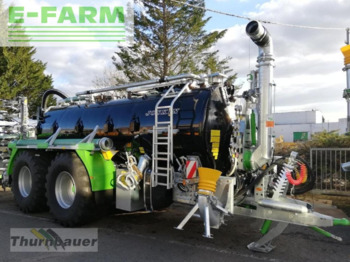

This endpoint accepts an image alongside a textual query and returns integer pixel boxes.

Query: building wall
[273,110,323,125]
[273,111,347,142]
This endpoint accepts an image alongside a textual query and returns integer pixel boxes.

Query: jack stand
[202,197,213,238]
[175,194,225,238]
[175,196,215,238]
[175,167,223,238]
[247,222,289,253]
[175,203,199,231]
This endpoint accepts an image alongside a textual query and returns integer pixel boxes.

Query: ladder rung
[154,157,168,161]
[154,127,168,130]
[154,173,168,177]
[158,152,170,156]
[157,121,171,124]
[156,182,168,186]
[154,142,168,145]
[157,106,170,109]
[156,152,170,156]
[157,137,169,140]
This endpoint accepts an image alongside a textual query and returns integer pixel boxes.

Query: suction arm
[245,20,275,168]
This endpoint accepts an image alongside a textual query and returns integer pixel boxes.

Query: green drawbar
[260,220,272,235]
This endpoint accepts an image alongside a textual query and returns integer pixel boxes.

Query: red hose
[286,164,306,186]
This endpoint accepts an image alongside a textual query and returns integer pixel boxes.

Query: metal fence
[310,148,350,193]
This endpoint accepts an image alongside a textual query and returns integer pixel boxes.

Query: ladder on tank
[151,83,190,189]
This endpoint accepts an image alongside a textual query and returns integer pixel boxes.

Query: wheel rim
[55,171,76,209]
[18,166,32,197]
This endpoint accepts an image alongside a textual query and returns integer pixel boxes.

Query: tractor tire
[46,152,94,226]
[12,151,49,212]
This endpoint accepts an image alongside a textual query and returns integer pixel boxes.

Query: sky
[13,0,350,122]
[201,0,350,123]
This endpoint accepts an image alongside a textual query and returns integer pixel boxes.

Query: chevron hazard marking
[186,160,197,179]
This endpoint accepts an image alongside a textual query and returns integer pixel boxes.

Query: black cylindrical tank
[37,86,232,172]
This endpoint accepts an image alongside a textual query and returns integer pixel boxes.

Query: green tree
[112,0,235,82]
[0,47,53,116]
[0,1,53,116]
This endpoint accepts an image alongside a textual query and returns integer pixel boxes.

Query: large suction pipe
[246,21,275,168]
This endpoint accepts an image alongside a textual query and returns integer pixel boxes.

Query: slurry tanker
[4,21,349,252]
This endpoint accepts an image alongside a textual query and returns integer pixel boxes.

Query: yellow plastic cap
[102,150,113,160]
[341,45,350,65]
[197,167,222,193]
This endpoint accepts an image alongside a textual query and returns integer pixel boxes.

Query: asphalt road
[0,190,349,262]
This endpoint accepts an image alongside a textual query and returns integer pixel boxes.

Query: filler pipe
[246,21,275,168]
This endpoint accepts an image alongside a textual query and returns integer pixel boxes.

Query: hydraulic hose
[286,163,306,186]
[41,89,69,112]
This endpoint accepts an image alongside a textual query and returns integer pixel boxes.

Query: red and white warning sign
[186,160,197,179]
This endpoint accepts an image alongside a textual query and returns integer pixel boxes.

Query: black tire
[46,152,94,226]
[12,151,49,212]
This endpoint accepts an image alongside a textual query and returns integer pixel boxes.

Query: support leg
[203,203,212,238]
[175,203,199,230]
[247,222,289,253]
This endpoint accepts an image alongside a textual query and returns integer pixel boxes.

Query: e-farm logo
[1,1,133,47]
[10,228,98,252]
